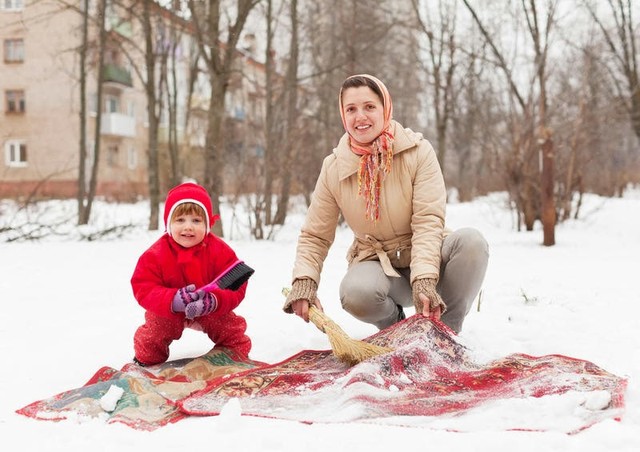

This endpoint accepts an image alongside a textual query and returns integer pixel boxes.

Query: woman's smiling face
[341,86,384,146]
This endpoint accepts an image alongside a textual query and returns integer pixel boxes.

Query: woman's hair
[171,202,205,221]
[341,75,384,104]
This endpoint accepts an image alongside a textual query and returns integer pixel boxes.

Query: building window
[105,95,120,114]
[1,0,24,11]
[3,38,24,63]
[107,144,119,167]
[5,90,25,113]
[4,140,27,167]
[127,145,137,169]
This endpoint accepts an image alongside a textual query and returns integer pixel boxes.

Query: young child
[130,182,252,366]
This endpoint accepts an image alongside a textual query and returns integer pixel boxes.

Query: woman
[283,74,488,333]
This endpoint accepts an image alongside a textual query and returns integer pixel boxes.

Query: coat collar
[334,120,419,180]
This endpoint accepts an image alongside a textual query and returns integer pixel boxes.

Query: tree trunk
[167,16,181,188]
[188,0,259,238]
[204,78,225,237]
[143,0,160,230]
[77,0,89,225]
[80,0,107,225]
[259,0,275,236]
[540,128,556,246]
[274,0,299,226]
[170,50,180,187]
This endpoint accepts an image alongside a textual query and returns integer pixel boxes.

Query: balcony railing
[100,113,136,137]
[102,64,133,87]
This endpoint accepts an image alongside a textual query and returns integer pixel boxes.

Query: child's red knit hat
[163,182,217,233]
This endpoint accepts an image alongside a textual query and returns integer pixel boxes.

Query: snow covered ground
[1,190,638,451]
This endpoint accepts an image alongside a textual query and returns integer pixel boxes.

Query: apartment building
[1,1,271,202]
[1,0,151,200]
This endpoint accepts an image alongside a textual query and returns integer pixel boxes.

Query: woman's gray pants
[339,228,489,333]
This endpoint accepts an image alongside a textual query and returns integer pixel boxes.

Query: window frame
[3,38,24,63]
[106,144,119,167]
[105,94,120,114]
[5,89,25,113]
[1,0,24,11]
[4,139,27,167]
[127,145,137,169]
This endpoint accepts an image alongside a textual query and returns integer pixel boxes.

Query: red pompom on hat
[163,182,218,233]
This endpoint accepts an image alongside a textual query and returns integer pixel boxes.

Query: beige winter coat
[291,120,447,286]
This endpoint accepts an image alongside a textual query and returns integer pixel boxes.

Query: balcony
[102,64,133,87]
[100,113,136,137]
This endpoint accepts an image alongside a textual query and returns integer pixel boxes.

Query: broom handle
[282,287,333,335]
[308,305,330,334]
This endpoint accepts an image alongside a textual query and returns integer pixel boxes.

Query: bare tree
[297,0,420,205]
[77,0,90,224]
[187,0,261,237]
[141,1,160,229]
[584,0,640,145]
[273,0,299,225]
[450,46,492,201]
[411,0,459,178]
[163,6,183,189]
[92,1,186,230]
[525,0,557,246]
[254,0,279,239]
[462,0,557,245]
[79,0,107,225]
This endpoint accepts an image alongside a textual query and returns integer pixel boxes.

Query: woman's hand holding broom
[282,287,393,366]
[290,297,324,322]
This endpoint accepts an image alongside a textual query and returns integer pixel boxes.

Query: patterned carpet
[17,316,627,432]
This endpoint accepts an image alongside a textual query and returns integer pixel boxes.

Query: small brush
[199,260,255,292]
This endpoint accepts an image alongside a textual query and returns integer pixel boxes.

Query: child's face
[170,212,206,248]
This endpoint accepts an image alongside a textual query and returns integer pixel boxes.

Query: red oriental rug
[17,316,626,432]
[179,316,627,433]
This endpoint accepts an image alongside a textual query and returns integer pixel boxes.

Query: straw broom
[282,288,393,366]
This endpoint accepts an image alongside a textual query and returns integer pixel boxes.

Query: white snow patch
[99,385,124,412]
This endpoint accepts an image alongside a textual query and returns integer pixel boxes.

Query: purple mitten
[171,284,199,313]
[184,291,217,320]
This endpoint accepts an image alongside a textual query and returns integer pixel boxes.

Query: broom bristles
[307,306,393,366]
[282,287,393,365]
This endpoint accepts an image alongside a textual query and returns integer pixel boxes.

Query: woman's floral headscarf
[339,74,395,222]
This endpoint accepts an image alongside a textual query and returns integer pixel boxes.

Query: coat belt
[362,235,402,278]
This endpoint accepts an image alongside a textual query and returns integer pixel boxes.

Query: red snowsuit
[131,233,251,365]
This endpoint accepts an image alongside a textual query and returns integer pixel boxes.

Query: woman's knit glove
[412,278,446,314]
[282,278,318,313]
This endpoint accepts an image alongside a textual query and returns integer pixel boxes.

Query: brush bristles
[216,262,255,290]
